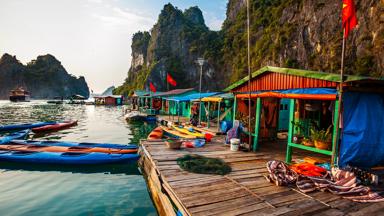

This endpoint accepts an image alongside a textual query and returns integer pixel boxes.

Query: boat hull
[9,95,30,102]
[0,151,140,164]
[11,140,137,150]
[32,120,78,133]
[0,122,56,132]
[0,130,30,144]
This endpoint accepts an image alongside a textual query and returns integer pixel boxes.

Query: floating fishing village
[1,0,384,216]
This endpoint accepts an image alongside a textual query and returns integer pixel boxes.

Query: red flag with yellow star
[342,0,358,38]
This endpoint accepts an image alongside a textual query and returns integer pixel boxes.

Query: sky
[0,0,227,93]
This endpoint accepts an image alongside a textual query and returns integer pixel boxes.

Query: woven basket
[314,140,331,150]
[165,139,182,149]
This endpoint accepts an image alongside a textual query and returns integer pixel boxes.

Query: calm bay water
[0,101,157,216]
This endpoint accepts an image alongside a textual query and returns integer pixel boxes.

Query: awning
[201,93,234,102]
[167,92,219,102]
[236,88,337,100]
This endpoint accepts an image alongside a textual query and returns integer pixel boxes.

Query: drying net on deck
[177,154,231,175]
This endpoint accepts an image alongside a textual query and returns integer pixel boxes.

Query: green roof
[224,66,383,92]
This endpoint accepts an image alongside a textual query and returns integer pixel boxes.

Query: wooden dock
[139,137,384,216]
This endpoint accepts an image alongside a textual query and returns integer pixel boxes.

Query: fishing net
[177,154,231,175]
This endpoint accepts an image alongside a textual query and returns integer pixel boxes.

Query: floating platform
[139,137,384,216]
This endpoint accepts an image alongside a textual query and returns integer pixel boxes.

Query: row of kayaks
[148,124,214,142]
[0,123,140,165]
[0,120,78,133]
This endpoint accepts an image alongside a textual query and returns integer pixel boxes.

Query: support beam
[233,96,237,125]
[285,99,295,163]
[331,99,340,166]
[207,102,210,128]
[253,98,261,151]
[217,101,221,132]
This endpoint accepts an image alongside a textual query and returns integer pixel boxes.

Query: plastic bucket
[230,138,240,151]
[205,133,213,142]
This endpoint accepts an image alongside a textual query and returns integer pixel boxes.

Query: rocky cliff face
[116,1,384,95]
[115,4,223,95]
[223,0,384,83]
[0,53,89,99]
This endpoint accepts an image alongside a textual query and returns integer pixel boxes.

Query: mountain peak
[0,53,20,65]
[184,6,205,26]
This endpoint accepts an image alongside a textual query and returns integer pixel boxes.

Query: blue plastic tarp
[167,92,219,102]
[278,88,338,95]
[339,92,384,168]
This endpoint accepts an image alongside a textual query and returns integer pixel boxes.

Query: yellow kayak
[160,126,196,139]
[172,125,205,138]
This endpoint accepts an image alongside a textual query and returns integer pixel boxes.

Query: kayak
[160,126,196,139]
[0,122,56,132]
[0,130,30,144]
[172,125,205,138]
[0,150,140,165]
[147,127,163,140]
[11,140,137,150]
[32,120,78,133]
[0,144,138,154]
[191,126,216,136]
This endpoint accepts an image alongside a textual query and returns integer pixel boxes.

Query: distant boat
[9,87,30,102]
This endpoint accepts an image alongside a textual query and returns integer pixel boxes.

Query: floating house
[94,95,123,105]
[225,66,384,167]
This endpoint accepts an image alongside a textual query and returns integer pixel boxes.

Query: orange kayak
[0,144,138,154]
[147,127,163,140]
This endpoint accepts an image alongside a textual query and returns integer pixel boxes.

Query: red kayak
[32,120,78,133]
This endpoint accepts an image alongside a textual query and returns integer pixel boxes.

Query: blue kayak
[0,122,56,132]
[0,150,140,164]
[11,140,137,150]
[0,130,30,144]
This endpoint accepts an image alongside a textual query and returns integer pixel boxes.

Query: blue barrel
[220,121,233,133]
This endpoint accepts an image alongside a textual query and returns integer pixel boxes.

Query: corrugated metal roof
[154,88,195,97]
[133,90,150,97]
[224,66,384,92]
[167,92,220,102]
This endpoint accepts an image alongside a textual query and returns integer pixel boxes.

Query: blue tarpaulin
[167,92,219,102]
[339,92,384,168]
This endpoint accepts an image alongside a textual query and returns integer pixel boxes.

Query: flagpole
[246,0,252,151]
[332,28,346,166]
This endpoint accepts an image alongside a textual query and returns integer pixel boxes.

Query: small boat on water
[0,130,30,144]
[9,87,30,102]
[11,140,137,150]
[125,111,156,122]
[0,150,140,165]
[160,125,196,139]
[0,144,138,154]
[147,127,163,140]
[0,122,56,132]
[32,120,78,133]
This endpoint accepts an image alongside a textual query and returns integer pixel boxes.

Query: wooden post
[217,101,221,132]
[285,99,295,163]
[177,102,180,123]
[331,99,340,166]
[253,98,261,151]
[233,96,237,125]
[207,101,211,128]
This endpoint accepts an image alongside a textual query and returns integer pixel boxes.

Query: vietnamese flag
[149,82,156,93]
[167,73,177,87]
[342,0,358,38]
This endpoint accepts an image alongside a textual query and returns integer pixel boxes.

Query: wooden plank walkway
[139,137,384,216]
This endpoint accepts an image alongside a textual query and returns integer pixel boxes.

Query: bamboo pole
[247,0,252,151]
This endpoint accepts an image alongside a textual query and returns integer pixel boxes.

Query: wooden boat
[172,125,205,138]
[0,144,137,154]
[32,120,78,133]
[0,130,30,144]
[125,111,156,122]
[160,126,196,139]
[147,127,163,140]
[0,150,139,165]
[9,87,30,102]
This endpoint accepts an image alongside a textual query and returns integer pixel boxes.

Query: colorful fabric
[265,160,384,202]
[167,73,177,86]
[225,120,240,144]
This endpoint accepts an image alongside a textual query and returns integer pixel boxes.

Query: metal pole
[247,0,252,151]
[198,63,203,126]
[332,28,346,166]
